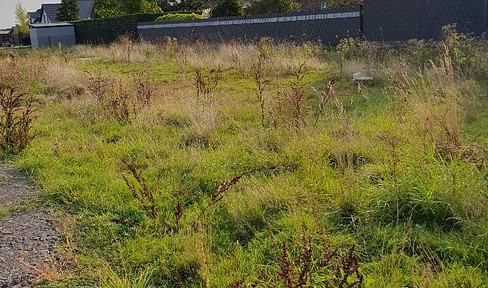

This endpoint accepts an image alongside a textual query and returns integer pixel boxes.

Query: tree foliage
[211,0,243,17]
[327,0,363,8]
[160,0,210,12]
[56,0,80,22]
[15,3,29,35]
[245,0,300,15]
[141,0,164,13]
[94,0,162,18]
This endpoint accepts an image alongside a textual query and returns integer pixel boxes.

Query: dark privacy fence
[74,0,488,45]
[363,0,488,42]
[75,14,162,44]
[138,7,362,46]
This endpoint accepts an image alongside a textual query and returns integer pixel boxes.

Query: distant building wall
[138,7,362,46]
[30,24,76,48]
[0,31,9,45]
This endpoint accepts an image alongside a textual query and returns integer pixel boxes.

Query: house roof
[78,0,94,20]
[28,8,42,22]
[41,3,61,22]
[41,0,94,22]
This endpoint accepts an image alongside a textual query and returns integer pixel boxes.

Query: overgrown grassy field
[1,31,488,287]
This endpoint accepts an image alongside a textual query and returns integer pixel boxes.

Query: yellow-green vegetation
[1,32,487,287]
[155,13,203,21]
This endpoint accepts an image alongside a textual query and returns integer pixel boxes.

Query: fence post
[359,4,364,40]
[485,0,488,33]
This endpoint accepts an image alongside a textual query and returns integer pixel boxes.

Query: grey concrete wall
[138,8,362,46]
[30,24,76,48]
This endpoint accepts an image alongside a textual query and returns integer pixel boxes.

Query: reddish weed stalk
[276,237,363,288]
[253,51,267,127]
[199,174,244,219]
[194,66,222,109]
[121,158,157,219]
[0,85,37,155]
[288,63,306,133]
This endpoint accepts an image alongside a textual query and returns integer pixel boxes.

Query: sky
[0,0,61,29]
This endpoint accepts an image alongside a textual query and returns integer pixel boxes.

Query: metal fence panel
[138,8,362,45]
[364,0,488,42]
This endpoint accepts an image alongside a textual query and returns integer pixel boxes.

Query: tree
[94,0,120,18]
[15,3,29,35]
[245,0,300,15]
[141,0,163,13]
[56,0,80,22]
[211,0,243,17]
[327,0,363,8]
[160,0,210,12]
[94,0,162,18]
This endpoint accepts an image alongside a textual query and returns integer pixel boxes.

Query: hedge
[73,12,200,44]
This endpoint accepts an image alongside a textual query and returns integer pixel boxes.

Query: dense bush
[94,0,162,18]
[245,0,300,15]
[211,0,243,17]
[327,0,363,8]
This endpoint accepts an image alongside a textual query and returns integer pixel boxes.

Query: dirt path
[0,166,60,287]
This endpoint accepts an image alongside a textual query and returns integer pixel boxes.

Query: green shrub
[155,13,203,21]
[211,0,244,17]
[245,0,300,15]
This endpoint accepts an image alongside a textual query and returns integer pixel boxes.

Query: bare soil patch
[0,166,59,288]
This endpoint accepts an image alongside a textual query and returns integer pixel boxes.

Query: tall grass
[7,34,488,287]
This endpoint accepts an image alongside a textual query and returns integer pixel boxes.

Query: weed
[312,79,335,126]
[331,245,363,288]
[442,24,477,75]
[121,157,157,219]
[196,220,210,288]
[275,237,363,288]
[109,79,132,122]
[194,67,222,109]
[277,240,313,288]
[252,51,267,127]
[192,67,222,137]
[0,85,37,155]
[226,278,245,288]
[174,200,183,227]
[288,63,306,133]
[269,90,286,128]
[86,71,112,102]
[132,70,155,108]
[200,174,244,218]
[337,37,356,71]
[118,34,134,63]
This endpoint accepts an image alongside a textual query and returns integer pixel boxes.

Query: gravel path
[0,166,60,287]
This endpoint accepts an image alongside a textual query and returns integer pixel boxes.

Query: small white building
[29,23,76,48]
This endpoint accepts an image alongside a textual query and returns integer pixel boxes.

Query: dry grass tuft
[43,60,87,99]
